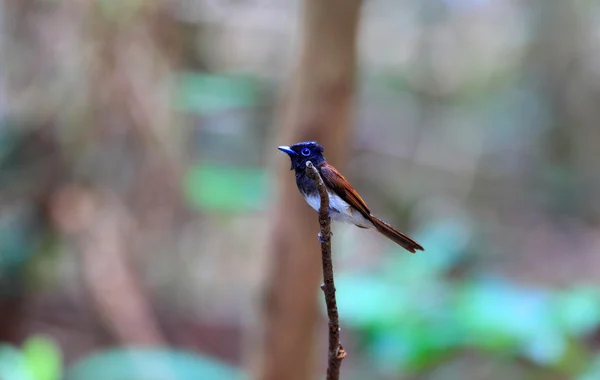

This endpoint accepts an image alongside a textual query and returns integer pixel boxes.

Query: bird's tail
[369,215,424,253]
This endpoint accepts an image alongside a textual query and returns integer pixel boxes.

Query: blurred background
[2,0,600,379]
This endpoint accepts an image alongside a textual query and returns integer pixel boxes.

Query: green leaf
[175,72,262,115]
[335,273,461,372]
[0,344,33,380]
[65,348,245,380]
[577,354,600,380]
[455,279,565,364]
[334,273,411,327]
[96,0,143,23]
[382,218,471,283]
[21,335,62,380]
[553,286,600,336]
[369,316,464,372]
[183,164,270,212]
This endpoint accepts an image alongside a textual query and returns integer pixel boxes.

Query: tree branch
[305,161,346,380]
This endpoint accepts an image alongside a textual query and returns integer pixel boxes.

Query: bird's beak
[278,146,297,156]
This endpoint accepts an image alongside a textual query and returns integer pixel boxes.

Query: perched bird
[278,141,424,253]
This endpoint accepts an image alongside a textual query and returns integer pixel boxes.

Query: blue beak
[278,146,297,156]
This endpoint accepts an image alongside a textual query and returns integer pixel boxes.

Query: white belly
[303,192,374,228]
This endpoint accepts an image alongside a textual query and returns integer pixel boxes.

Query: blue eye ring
[301,148,311,156]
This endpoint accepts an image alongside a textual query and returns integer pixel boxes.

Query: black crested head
[278,141,326,171]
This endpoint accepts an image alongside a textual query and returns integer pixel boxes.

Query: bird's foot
[317,231,333,243]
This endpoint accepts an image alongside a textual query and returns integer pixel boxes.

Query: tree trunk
[253,1,362,379]
[2,0,186,347]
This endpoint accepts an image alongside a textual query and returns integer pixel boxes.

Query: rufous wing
[318,163,371,219]
[318,162,424,253]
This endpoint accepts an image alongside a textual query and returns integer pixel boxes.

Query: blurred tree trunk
[530,2,600,221]
[0,0,44,345]
[2,0,188,346]
[50,1,185,346]
[253,1,362,379]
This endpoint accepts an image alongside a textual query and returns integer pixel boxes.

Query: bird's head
[278,141,326,171]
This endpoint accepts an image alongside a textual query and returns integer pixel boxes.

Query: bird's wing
[318,163,371,219]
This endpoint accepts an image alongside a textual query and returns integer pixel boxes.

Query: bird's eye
[301,148,311,156]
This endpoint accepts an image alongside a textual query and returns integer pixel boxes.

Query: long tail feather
[369,215,424,253]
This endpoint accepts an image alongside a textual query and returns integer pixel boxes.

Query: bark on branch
[305,161,346,380]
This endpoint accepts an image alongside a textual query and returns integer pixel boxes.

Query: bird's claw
[317,231,332,243]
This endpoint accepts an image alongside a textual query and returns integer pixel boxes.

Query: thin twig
[305,161,346,380]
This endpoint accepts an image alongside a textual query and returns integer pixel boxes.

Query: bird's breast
[301,191,374,228]
[303,191,349,214]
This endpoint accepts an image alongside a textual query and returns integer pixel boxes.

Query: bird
[278,141,424,253]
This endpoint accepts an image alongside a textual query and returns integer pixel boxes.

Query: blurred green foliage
[0,341,246,380]
[0,345,32,380]
[65,348,245,380]
[22,336,62,380]
[335,218,600,378]
[175,72,263,115]
[0,335,61,380]
[184,163,269,213]
[0,205,41,296]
